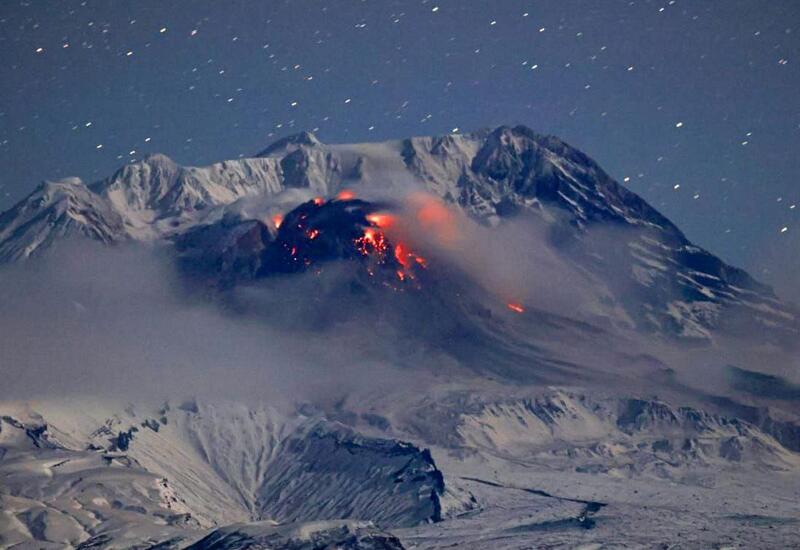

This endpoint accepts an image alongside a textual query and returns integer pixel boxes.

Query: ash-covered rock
[185,520,404,550]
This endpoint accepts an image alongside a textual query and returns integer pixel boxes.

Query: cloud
[0,194,796,419]
[0,240,422,405]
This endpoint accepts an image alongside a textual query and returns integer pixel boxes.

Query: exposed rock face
[185,521,405,550]
[254,423,445,527]
[0,400,465,549]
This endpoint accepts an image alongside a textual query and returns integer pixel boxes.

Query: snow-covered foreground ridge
[1,390,799,548]
[0,399,458,548]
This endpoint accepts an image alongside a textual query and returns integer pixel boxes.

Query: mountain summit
[0,126,795,341]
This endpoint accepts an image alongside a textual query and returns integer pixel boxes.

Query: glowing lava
[394,243,411,269]
[366,213,395,228]
[337,189,356,200]
[355,228,389,257]
[313,196,325,205]
[391,242,428,282]
[507,302,525,314]
[394,242,426,270]
[272,214,283,229]
[353,223,428,284]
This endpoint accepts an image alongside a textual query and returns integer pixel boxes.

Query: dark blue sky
[1,0,798,298]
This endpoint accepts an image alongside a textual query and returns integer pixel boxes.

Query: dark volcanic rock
[185,521,405,550]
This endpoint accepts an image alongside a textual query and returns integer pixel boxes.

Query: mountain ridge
[0,125,794,342]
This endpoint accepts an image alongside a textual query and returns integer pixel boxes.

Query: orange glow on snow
[507,302,525,314]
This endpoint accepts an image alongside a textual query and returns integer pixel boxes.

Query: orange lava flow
[394,242,410,269]
[337,189,356,200]
[272,214,283,228]
[313,197,325,205]
[307,228,320,240]
[507,302,525,314]
[393,242,428,284]
[355,227,427,285]
[394,242,427,269]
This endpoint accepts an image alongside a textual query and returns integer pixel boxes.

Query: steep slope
[399,127,794,340]
[184,521,405,550]
[2,387,799,549]
[0,178,126,262]
[1,126,794,342]
[0,400,458,544]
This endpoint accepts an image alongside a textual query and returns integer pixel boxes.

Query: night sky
[0,0,798,299]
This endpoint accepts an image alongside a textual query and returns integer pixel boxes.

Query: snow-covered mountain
[0,178,127,261]
[1,126,795,343]
[2,126,799,548]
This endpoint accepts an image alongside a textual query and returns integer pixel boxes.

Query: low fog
[0,192,797,414]
[0,242,423,405]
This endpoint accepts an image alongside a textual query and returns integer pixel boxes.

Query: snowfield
[1,390,799,548]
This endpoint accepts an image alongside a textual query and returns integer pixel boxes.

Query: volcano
[2,126,795,342]
[0,127,799,548]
